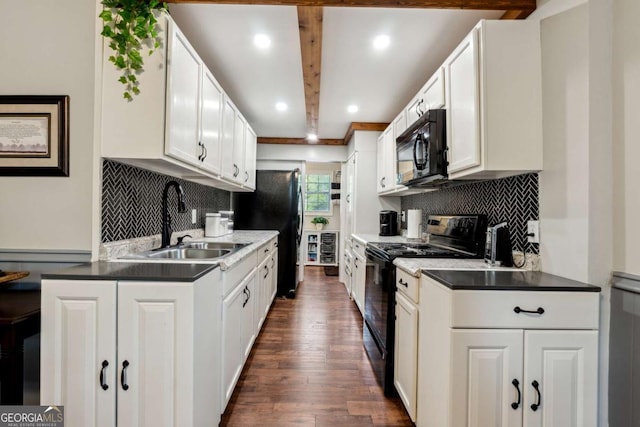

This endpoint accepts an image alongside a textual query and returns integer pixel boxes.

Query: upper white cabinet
[405,67,445,128]
[244,126,257,189]
[444,20,542,180]
[377,112,411,196]
[164,24,202,167]
[102,12,256,192]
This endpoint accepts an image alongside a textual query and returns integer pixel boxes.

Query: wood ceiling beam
[258,137,344,145]
[297,6,323,136]
[500,8,534,19]
[343,122,389,144]
[167,0,536,12]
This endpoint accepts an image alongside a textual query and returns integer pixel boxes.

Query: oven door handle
[413,130,428,171]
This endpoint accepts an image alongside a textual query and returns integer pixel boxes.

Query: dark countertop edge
[422,270,602,292]
[41,262,219,282]
[612,271,640,295]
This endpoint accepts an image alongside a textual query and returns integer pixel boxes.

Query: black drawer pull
[264,265,269,279]
[242,287,249,308]
[100,360,109,391]
[121,360,129,391]
[531,380,541,411]
[514,306,544,315]
[398,279,408,287]
[511,379,521,409]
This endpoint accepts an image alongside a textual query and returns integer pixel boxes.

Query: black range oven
[363,214,487,396]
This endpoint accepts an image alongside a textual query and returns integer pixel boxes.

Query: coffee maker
[379,210,399,236]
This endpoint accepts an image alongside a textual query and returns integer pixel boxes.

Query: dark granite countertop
[422,270,601,292]
[41,261,218,282]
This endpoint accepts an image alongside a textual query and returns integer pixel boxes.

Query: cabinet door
[376,127,394,193]
[220,96,236,180]
[451,329,524,427]
[394,291,418,422]
[269,250,278,305]
[233,112,246,184]
[523,330,598,427]
[405,95,423,129]
[445,28,481,174]
[353,255,365,315]
[41,280,116,427]
[244,126,257,189]
[221,279,246,408]
[242,269,257,359]
[421,67,445,111]
[345,154,355,237]
[117,282,194,427]
[392,112,407,190]
[165,24,201,166]
[257,259,269,331]
[200,69,223,175]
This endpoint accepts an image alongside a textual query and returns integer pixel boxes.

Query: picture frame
[0,95,69,176]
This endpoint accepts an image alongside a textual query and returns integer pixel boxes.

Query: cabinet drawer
[257,239,276,264]
[223,250,258,296]
[396,268,419,304]
[353,240,365,259]
[450,290,599,329]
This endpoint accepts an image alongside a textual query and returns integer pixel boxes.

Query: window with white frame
[304,173,332,213]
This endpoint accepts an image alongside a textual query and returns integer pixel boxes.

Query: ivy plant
[99,0,167,101]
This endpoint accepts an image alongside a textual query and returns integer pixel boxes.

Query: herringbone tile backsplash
[101,160,230,243]
[401,173,539,253]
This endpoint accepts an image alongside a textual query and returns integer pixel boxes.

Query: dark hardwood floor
[220,266,414,427]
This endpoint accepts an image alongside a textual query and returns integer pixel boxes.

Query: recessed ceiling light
[347,105,359,113]
[275,102,288,112]
[307,133,318,142]
[373,35,390,50]
[254,34,271,49]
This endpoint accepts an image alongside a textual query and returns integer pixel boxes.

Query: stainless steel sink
[117,241,249,262]
[180,242,248,251]
[147,248,231,259]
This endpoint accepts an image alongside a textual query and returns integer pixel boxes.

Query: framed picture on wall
[0,95,69,176]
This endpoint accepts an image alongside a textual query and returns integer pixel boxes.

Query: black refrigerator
[232,169,303,298]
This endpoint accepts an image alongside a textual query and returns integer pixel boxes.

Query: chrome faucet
[161,181,187,248]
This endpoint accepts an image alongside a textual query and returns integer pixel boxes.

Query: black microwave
[396,109,447,187]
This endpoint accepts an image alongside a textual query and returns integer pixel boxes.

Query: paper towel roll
[406,209,423,239]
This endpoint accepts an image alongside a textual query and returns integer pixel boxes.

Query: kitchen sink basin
[146,248,231,259]
[117,241,249,262]
[180,242,248,251]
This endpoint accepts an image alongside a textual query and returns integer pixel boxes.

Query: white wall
[613,0,640,276]
[0,0,100,252]
[533,1,614,424]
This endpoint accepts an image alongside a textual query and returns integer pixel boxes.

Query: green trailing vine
[99,0,167,101]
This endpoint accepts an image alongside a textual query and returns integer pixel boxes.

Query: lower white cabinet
[41,272,221,427]
[352,253,366,315]
[418,275,599,427]
[394,290,418,422]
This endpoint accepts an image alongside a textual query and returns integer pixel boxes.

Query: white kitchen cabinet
[41,273,221,427]
[222,266,257,407]
[394,291,418,422]
[376,126,394,193]
[116,281,193,427]
[352,252,365,315]
[444,20,542,180]
[164,24,202,167]
[405,67,445,128]
[394,268,420,421]
[40,280,116,427]
[199,69,224,175]
[244,126,257,189]
[418,276,599,427]
[220,96,237,182]
[233,111,246,185]
[101,12,255,193]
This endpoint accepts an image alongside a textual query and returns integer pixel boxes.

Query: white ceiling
[168,4,503,140]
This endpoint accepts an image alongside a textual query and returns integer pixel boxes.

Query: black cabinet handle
[245,171,249,182]
[530,380,541,411]
[346,194,350,203]
[511,379,521,409]
[202,144,208,161]
[197,141,203,161]
[264,248,269,253]
[398,278,408,287]
[121,360,129,391]
[271,258,275,269]
[242,287,249,308]
[233,164,239,177]
[264,265,269,279]
[514,306,545,315]
[100,360,109,391]
[380,177,386,188]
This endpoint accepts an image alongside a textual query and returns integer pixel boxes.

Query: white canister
[406,209,423,239]
[205,213,222,237]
